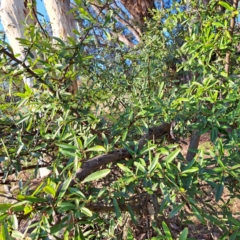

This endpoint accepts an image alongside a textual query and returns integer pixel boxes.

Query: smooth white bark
[44,0,78,95]
[38,0,78,178]
[43,0,75,40]
[0,0,35,86]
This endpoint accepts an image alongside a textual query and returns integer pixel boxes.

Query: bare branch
[90,4,135,48]
[71,122,171,185]
[186,130,200,162]
[0,47,55,94]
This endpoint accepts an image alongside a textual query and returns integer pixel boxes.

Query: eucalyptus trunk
[43,0,78,94]
[120,0,155,29]
[0,0,36,86]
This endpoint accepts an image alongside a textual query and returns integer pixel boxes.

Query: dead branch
[71,122,171,185]
[186,130,200,162]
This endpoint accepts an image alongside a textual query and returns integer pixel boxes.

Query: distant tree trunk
[186,130,200,162]
[43,0,75,41]
[224,0,238,76]
[43,0,78,94]
[120,0,155,28]
[91,5,135,47]
[0,0,36,87]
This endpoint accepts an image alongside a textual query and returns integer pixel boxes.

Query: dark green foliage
[0,1,240,239]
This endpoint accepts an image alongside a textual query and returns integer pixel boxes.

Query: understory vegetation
[0,1,240,239]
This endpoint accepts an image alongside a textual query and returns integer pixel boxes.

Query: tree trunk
[0,0,36,86]
[120,0,155,29]
[224,0,238,76]
[43,0,75,41]
[43,0,78,94]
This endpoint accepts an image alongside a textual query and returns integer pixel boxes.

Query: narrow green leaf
[181,167,199,174]
[83,135,96,148]
[179,227,188,240]
[113,198,122,224]
[158,81,165,98]
[52,36,65,45]
[50,223,65,235]
[230,164,240,170]
[10,201,28,212]
[162,221,172,240]
[219,1,234,10]
[0,204,12,212]
[68,188,86,199]
[165,148,180,163]
[60,149,76,157]
[229,231,238,240]
[41,215,50,232]
[10,214,18,230]
[57,202,75,208]
[176,98,189,102]
[80,207,92,217]
[148,153,160,174]
[127,205,137,225]
[215,177,224,202]
[190,204,205,224]
[11,231,24,239]
[43,186,56,198]
[212,22,225,28]
[82,169,110,183]
[225,30,231,40]
[17,195,46,203]
[16,115,30,124]
[204,213,222,225]
[56,143,78,150]
[57,177,72,201]
[24,205,33,215]
[210,127,218,143]
[86,145,106,152]
[228,216,240,227]
[0,222,8,240]
[134,162,146,173]
[217,157,225,168]
[31,182,44,196]
[74,225,85,240]
[33,143,47,151]
[169,203,185,218]
[139,145,156,155]
[117,163,134,175]
[33,68,45,74]
[0,214,7,222]
[122,129,128,141]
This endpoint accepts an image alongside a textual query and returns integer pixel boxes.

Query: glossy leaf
[162,221,172,240]
[82,169,111,183]
[165,149,180,163]
[86,145,106,152]
[169,203,185,218]
[179,227,188,240]
[57,177,72,201]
